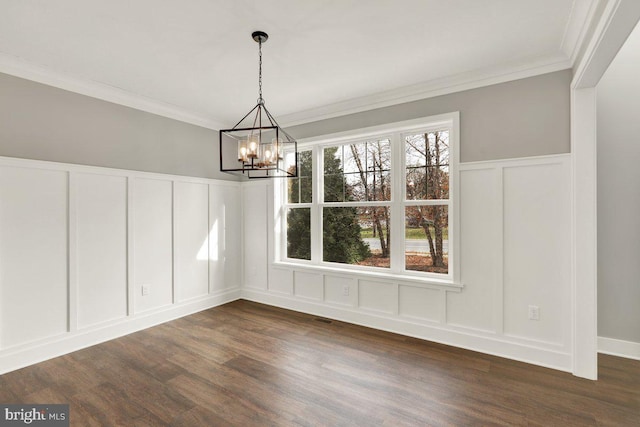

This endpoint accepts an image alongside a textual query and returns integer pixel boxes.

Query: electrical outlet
[141,285,150,296]
[528,305,540,321]
[342,285,350,296]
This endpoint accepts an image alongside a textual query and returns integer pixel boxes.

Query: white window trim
[275,112,461,287]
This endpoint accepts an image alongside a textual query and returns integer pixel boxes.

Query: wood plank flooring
[1,300,639,426]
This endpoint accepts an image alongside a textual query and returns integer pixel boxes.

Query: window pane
[405,131,449,200]
[323,206,390,268]
[287,150,312,203]
[287,208,311,260]
[405,205,448,274]
[324,147,344,202]
[324,140,391,202]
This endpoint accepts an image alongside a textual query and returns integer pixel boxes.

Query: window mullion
[310,145,322,264]
[390,131,405,273]
[404,199,451,206]
[319,201,392,208]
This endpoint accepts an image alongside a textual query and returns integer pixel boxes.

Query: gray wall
[289,70,572,162]
[0,72,236,180]
[0,69,570,178]
[597,23,640,343]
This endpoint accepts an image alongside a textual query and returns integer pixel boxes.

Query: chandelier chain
[258,39,263,104]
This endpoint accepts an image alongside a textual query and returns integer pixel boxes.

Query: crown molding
[561,0,604,65]
[278,55,572,127]
[0,50,572,132]
[572,0,640,88]
[0,52,224,130]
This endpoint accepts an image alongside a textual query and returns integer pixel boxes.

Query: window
[323,139,391,269]
[278,113,459,282]
[286,149,312,260]
[404,130,450,274]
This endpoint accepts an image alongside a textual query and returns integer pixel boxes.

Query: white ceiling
[0,0,598,130]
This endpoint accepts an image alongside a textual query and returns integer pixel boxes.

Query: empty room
[1,1,639,425]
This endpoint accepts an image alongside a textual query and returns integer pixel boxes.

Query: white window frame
[275,112,460,286]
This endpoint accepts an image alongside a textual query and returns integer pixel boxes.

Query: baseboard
[242,289,572,372]
[598,336,640,360]
[0,288,241,374]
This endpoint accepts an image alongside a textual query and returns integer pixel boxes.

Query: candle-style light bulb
[262,142,275,165]
[248,139,258,158]
[238,140,248,162]
[272,137,284,160]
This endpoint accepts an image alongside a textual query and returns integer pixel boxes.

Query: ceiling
[0,0,598,130]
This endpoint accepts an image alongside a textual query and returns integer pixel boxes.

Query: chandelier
[219,31,298,178]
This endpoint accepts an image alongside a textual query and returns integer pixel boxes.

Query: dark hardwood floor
[1,300,638,426]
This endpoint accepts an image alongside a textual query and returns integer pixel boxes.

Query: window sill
[272,261,463,291]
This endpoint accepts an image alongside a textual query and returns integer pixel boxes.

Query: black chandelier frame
[219,31,298,179]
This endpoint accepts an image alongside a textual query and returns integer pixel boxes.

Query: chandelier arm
[231,103,261,130]
[251,104,261,130]
[260,104,277,126]
[263,106,296,141]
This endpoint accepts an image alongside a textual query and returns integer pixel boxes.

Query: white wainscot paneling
[359,280,395,314]
[293,271,323,300]
[324,275,356,306]
[133,178,173,313]
[268,267,293,295]
[210,185,242,292]
[76,173,127,328]
[248,154,573,373]
[503,162,571,345]
[0,166,68,348]
[174,181,209,301]
[243,184,268,289]
[223,186,242,290]
[447,168,498,332]
[398,285,440,322]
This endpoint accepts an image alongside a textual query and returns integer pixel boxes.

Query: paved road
[363,238,448,253]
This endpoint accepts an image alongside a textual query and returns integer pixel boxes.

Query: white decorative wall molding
[0,155,240,187]
[0,156,242,374]
[243,153,573,372]
[570,0,640,379]
[0,290,240,375]
[0,53,223,130]
[0,49,572,131]
[277,56,571,127]
[242,288,572,372]
[598,336,640,361]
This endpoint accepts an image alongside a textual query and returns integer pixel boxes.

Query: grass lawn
[361,227,448,239]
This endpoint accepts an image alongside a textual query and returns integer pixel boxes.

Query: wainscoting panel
[75,172,127,329]
[243,183,268,290]
[220,185,242,292]
[268,267,294,295]
[174,181,209,302]
[359,280,396,314]
[324,275,356,307]
[503,160,571,346]
[398,285,440,322]
[132,177,174,313]
[447,167,499,332]
[0,166,69,349]
[293,271,323,301]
